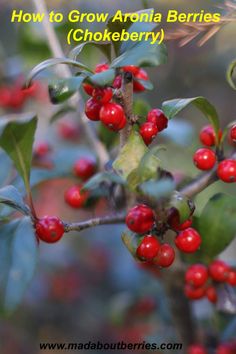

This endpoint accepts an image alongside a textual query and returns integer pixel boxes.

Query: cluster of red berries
[188,341,236,354]
[83,63,150,132]
[139,108,168,145]
[64,157,97,208]
[184,260,236,303]
[193,124,236,183]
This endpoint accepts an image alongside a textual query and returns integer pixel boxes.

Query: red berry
[227,270,236,286]
[64,185,89,208]
[99,102,125,131]
[230,124,236,142]
[136,235,160,261]
[0,87,12,107]
[122,65,140,75]
[187,344,208,354]
[126,204,155,234]
[206,286,217,303]
[85,98,102,121]
[83,83,94,96]
[153,243,175,267]
[34,142,51,158]
[57,120,80,140]
[168,209,192,231]
[95,63,109,73]
[133,68,149,92]
[22,81,41,98]
[113,75,122,89]
[184,284,206,300]
[217,160,236,183]
[199,125,222,146]
[147,109,168,132]
[116,115,127,130]
[9,88,25,109]
[175,228,201,253]
[73,158,96,181]
[209,260,230,282]
[193,148,216,171]
[178,218,193,231]
[35,216,64,243]
[139,122,158,145]
[92,87,113,104]
[185,264,208,288]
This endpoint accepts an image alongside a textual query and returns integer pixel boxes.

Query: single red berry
[0,87,12,107]
[64,185,89,208]
[175,228,201,253]
[116,115,127,130]
[133,68,149,92]
[184,284,206,300]
[206,286,217,303]
[34,142,51,158]
[227,270,236,286]
[187,344,208,354]
[57,120,80,140]
[95,63,110,73]
[113,75,122,89]
[85,98,102,121]
[147,108,168,132]
[199,125,222,146]
[83,82,94,96]
[168,209,193,231]
[122,65,140,75]
[126,204,155,234]
[185,264,208,288]
[99,102,125,131]
[136,235,161,261]
[92,87,113,104]
[35,216,64,243]
[209,260,230,282]
[153,243,175,268]
[178,218,193,231]
[139,122,158,145]
[193,148,216,171]
[230,124,236,142]
[9,88,26,109]
[217,160,236,183]
[73,158,96,181]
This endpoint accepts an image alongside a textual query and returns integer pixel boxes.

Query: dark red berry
[199,125,222,146]
[193,148,216,171]
[206,286,217,303]
[227,270,236,286]
[92,87,113,104]
[136,235,161,261]
[209,260,230,282]
[133,68,149,92]
[57,120,80,140]
[175,228,201,253]
[153,243,175,267]
[99,102,125,131]
[85,98,102,121]
[35,216,64,243]
[187,344,208,354]
[230,124,236,142]
[147,109,168,132]
[217,160,236,183]
[83,83,94,96]
[113,75,122,89]
[64,185,89,208]
[139,122,158,145]
[95,63,109,73]
[73,158,96,181]
[185,264,208,288]
[122,65,140,75]
[184,284,206,300]
[34,142,51,158]
[126,204,155,234]
[168,209,192,231]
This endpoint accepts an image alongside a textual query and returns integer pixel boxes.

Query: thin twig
[64,214,125,232]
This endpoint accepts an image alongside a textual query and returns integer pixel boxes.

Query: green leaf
[135,78,154,90]
[133,99,151,117]
[88,69,116,87]
[50,105,76,124]
[69,41,112,62]
[82,171,126,191]
[121,228,141,260]
[139,179,175,200]
[113,129,147,179]
[169,191,194,224]
[227,59,236,90]
[0,217,38,312]
[162,97,220,145]
[0,153,12,187]
[0,185,29,215]
[48,76,85,104]
[111,41,167,69]
[98,123,118,149]
[0,116,37,190]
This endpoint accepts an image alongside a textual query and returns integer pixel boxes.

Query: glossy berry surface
[199,125,221,146]
[230,124,236,142]
[184,284,206,300]
[64,185,88,208]
[147,108,168,132]
[217,160,236,183]
[73,158,96,181]
[133,68,149,92]
[83,82,94,96]
[227,270,236,286]
[206,286,217,303]
[187,344,208,354]
[153,243,175,267]
[95,63,109,73]
[92,87,113,104]
[175,228,201,253]
[185,264,208,288]
[85,98,102,121]
[193,148,216,171]
[99,102,125,131]
[136,235,160,261]
[209,260,230,282]
[139,122,158,145]
[126,204,155,234]
[35,216,64,243]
